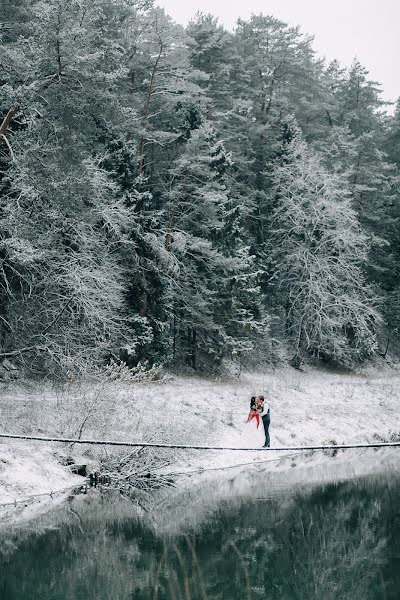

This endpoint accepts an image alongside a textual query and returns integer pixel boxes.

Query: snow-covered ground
[0,441,83,524]
[1,365,400,524]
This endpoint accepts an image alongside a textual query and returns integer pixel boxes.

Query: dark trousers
[262,413,270,447]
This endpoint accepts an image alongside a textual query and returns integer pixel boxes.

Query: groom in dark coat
[259,395,270,447]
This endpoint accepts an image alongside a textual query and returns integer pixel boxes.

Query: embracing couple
[246,395,270,448]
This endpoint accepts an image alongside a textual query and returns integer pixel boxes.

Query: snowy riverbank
[1,364,400,523]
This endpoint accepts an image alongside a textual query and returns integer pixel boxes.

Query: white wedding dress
[238,414,266,449]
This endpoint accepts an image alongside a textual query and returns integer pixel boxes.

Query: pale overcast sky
[157,0,400,107]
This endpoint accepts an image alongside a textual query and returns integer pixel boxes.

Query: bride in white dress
[239,396,266,449]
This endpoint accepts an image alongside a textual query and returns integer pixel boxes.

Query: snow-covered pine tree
[326,61,397,282]
[210,134,268,367]
[381,101,400,340]
[165,123,266,371]
[119,180,175,368]
[270,126,381,366]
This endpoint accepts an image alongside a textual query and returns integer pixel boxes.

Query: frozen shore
[1,364,400,524]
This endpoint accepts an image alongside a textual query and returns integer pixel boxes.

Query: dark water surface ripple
[1,452,399,600]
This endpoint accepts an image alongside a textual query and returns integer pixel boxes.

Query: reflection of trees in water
[263,486,387,600]
[0,478,398,600]
[158,484,386,600]
[0,496,150,599]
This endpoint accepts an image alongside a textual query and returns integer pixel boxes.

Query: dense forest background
[1,0,399,376]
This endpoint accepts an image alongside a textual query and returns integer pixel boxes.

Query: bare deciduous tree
[270,130,381,366]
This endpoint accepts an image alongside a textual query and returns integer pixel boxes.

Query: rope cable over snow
[0,432,399,452]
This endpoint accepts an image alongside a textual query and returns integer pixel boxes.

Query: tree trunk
[191,328,197,370]
[0,107,18,141]
[139,291,148,317]
[138,41,163,176]
[290,352,302,369]
[172,315,176,359]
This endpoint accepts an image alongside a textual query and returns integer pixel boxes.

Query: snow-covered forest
[1,0,399,376]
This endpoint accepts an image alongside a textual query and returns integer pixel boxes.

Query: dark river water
[1,452,400,600]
